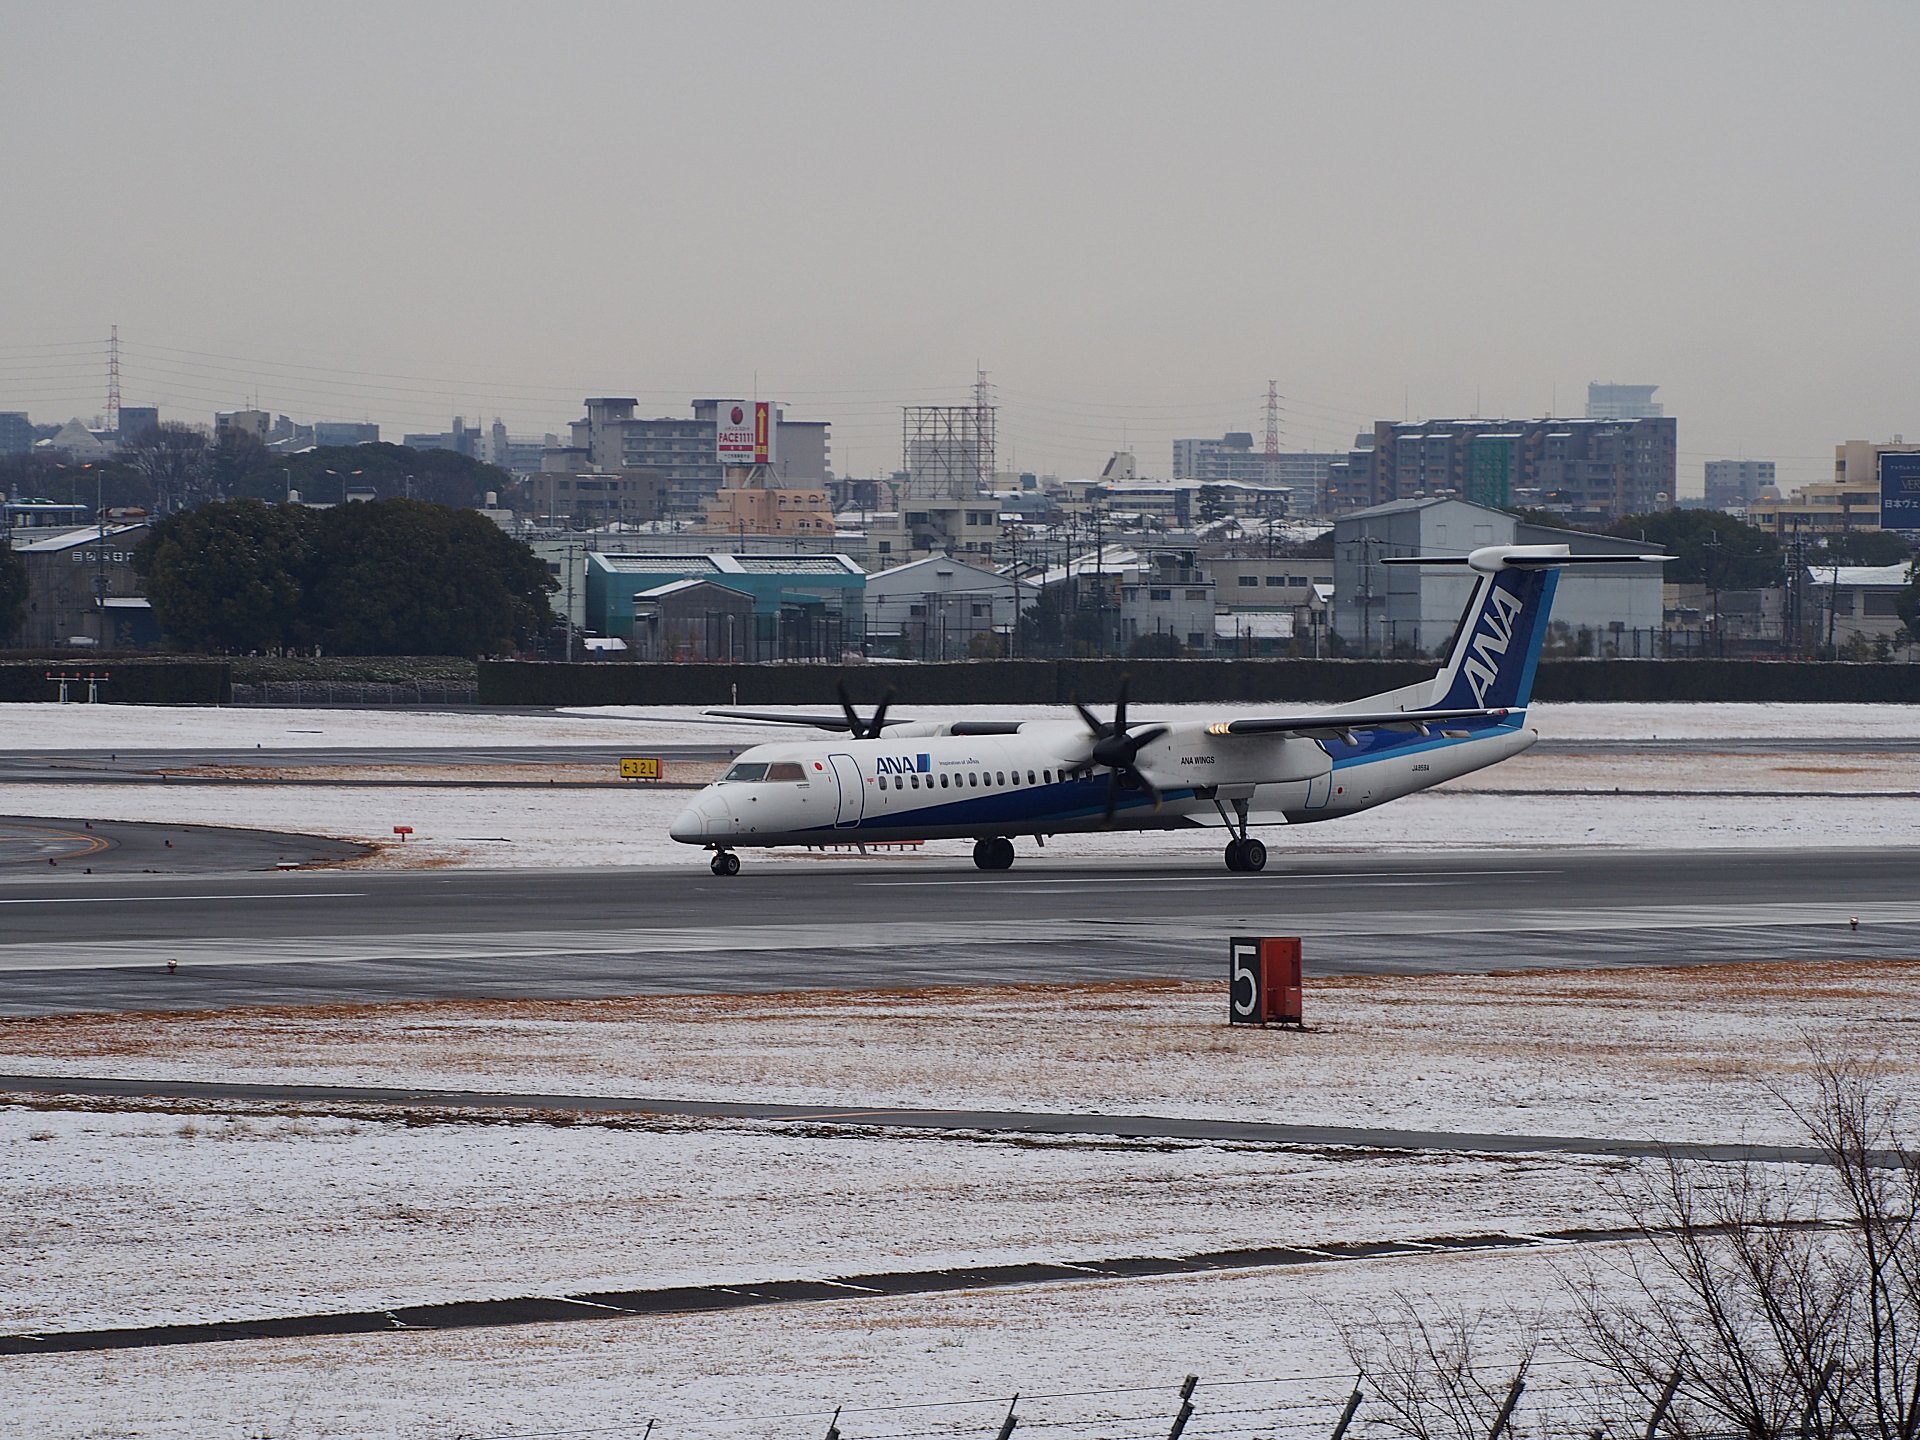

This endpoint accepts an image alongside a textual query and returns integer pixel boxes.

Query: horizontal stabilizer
[1379,544,1669,572]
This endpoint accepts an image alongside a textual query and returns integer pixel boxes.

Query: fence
[437,1355,1669,1440]
[478,657,1920,707]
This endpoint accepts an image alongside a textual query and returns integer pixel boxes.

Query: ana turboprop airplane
[669,544,1665,874]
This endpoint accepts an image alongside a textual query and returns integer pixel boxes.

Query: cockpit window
[721,761,769,782]
[766,762,805,781]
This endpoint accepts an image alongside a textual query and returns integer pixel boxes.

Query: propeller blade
[1102,770,1121,827]
[835,681,863,737]
[1071,699,1106,739]
[866,687,897,738]
[1130,724,1168,749]
[1112,677,1130,736]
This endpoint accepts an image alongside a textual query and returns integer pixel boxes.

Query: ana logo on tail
[1462,586,1525,706]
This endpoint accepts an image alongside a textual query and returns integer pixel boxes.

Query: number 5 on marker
[1229,936,1263,1022]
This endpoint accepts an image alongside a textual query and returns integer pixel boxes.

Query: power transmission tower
[107,325,121,434]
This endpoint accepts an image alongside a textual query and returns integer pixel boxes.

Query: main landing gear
[709,850,740,876]
[1224,837,1267,873]
[972,835,1016,871]
[1211,792,1266,873]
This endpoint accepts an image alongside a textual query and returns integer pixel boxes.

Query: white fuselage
[669,715,1536,848]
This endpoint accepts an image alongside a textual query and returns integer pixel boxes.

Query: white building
[1806,563,1916,654]
[863,555,1039,660]
[1586,384,1663,420]
[1332,497,1666,657]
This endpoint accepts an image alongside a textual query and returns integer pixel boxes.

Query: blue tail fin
[1431,565,1559,712]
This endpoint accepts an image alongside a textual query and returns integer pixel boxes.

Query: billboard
[1880,451,1920,531]
[715,401,776,467]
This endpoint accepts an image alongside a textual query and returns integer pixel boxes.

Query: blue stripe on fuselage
[799,775,1194,836]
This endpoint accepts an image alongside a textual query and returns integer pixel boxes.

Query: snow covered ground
[7,1248,1572,1440]
[3,778,1918,871]
[7,960,1909,1439]
[11,965,1915,1150]
[3,699,1920,752]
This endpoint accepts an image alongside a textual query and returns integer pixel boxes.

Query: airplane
[669,543,1666,875]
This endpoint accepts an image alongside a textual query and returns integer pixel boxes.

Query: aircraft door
[1304,762,1334,810]
[827,753,864,828]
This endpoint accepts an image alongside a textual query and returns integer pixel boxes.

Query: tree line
[0,434,517,519]
[133,498,555,657]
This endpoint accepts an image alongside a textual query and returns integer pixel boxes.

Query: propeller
[836,681,897,739]
[1070,678,1169,826]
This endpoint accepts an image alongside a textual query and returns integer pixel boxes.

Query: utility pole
[1002,520,1020,659]
[1704,529,1724,657]
[564,541,579,663]
[93,464,108,648]
[1827,556,1841,654]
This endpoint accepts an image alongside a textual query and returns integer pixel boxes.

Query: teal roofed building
[584,551,866,661]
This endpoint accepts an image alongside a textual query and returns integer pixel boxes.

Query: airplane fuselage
[669,714,1536,848]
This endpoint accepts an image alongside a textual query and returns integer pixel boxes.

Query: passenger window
[1043,769,1052,784]
[968,773,978,788]
[910,773,920,788]
[940,773,950,788]
[1027,770,1036,785]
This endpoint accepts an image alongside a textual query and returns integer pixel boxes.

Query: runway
[0,846,1912,1015]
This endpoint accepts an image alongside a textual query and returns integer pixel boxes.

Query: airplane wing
[703,709,1025,736]
[705,708,864,731]
[1205,706,1510,739]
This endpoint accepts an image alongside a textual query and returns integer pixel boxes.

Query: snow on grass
[3,1247,1570,1440]
[10,967,1918,1147]
[0,778,1915,870]
[0,1101,1644,1333]
[3,699,1919,752]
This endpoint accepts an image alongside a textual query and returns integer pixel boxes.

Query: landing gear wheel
[1224,839,1247,872]
[1240,837,1267,873]
[972,836,1016,871]
[710,851,740,876]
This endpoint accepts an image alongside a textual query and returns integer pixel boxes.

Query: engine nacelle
[1134,730,1330,790]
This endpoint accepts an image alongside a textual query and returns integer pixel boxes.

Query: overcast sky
[3,1,1915,492]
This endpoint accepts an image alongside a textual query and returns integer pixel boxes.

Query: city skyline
[3,1,1915,492]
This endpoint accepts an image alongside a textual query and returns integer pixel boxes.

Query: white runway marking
[0,892,367,907]
[866,868,1561,887]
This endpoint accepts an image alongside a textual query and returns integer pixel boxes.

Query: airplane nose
[669,806,706,844]
[670,791,729,844]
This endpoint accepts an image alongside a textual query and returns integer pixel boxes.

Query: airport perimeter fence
[228,678,479,707]
[441,1357,1678,1440]
[478,656,1920,707]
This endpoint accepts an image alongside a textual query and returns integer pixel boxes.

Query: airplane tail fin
[1380,545,1667,713]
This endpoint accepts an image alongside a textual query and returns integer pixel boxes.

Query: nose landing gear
[709,850,740,876]
[972,836,1016,871]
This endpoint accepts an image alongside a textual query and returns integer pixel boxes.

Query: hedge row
[478,658,1920,708]
[0,660,231,704]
